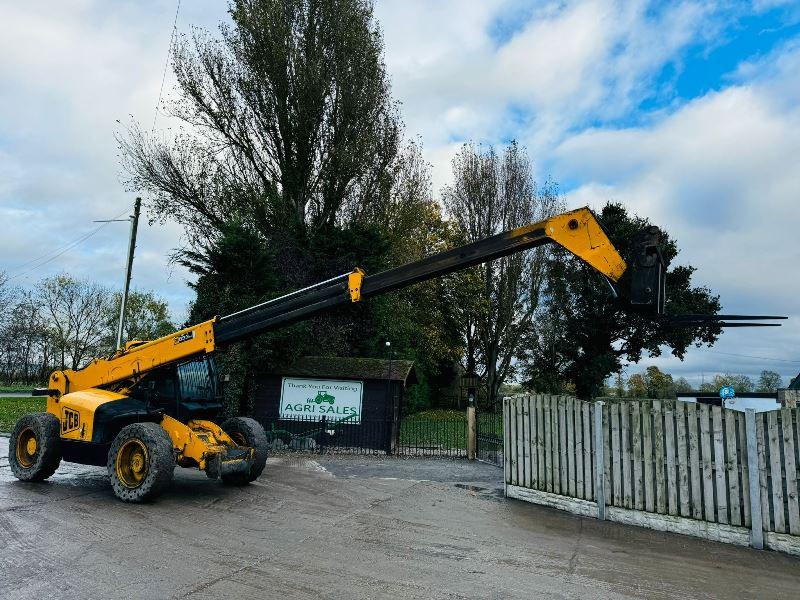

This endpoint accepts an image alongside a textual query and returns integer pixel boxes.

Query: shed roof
[280,356,417,384]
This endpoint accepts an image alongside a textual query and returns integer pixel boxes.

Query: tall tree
[644,366,674,399]
[757,369,783,393]
[36,275,112,371]
[674,376,693,393]
[442,142,561,404]
[0,271,12,316]
[627,373,647,398]
[103,289,175,348]
[703,373,755,393]
[523,203,721,399]
[120,0,400,259]
[118,0,452,412]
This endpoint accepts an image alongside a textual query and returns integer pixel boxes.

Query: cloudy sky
[1,0,799,387]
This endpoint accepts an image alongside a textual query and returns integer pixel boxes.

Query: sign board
[280,378,363,423]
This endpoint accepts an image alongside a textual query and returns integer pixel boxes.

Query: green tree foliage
[757,370,783,392]
[627,373,647,398]
[523,203,721,399]
[0,275,173,384]
[120,0,465,412]
[699,373,755,393]
[644,366,674,399]
[105,290,175,346]
[121,0,400,244]
[674,376,693,393]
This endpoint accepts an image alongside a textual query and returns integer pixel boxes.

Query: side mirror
[629,226,666,315]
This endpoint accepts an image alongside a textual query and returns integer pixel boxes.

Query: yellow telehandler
[8,207,781,502]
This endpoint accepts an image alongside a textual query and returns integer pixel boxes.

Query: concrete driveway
[1,437,799,599]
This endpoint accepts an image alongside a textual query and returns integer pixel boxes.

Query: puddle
[454,483,505,501]
[454,484,487,493]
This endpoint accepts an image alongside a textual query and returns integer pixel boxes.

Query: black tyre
[107,422,175,503]
[9,413,62,481]
[220,417,268,485]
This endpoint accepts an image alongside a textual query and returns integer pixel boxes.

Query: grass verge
[400,410,467,450]
[0,385,36,393]
[0,397,46,433]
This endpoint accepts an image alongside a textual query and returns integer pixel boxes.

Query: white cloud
[0,1,228,322]
[558,40,800,379]
[377,0,725,192]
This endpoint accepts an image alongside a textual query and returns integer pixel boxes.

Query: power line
[7,207,131,281]
[699,349,800,365]
[152,0,182,132]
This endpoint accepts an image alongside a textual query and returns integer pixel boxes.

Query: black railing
[476,403,504,466]
[258,411,468,457]
[399,412,467,457]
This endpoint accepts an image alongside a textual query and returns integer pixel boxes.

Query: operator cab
[129,355,223,421]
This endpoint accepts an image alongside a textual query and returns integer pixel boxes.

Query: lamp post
[385,341,393,404]
[386,341,393,454]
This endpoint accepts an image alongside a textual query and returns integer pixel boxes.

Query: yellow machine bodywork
[43,319,230,469]
[542,208,627,282]
[51,388,126,442]
[46,319,217,399]
[51,387,244,471]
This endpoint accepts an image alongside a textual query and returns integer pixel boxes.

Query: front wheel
[108,422,175,503]
[221,417,268,485]
[9,413,61,481]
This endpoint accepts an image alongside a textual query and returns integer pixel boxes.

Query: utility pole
[116,198,141,349]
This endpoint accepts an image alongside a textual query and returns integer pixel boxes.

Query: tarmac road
[1,437,799,599]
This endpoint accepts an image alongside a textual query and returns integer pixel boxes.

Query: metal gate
[476,399,504,466]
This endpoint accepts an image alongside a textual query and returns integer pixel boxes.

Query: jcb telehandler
[8,207,782,502]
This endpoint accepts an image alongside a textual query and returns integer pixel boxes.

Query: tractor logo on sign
[312,391,336,405]
[62,408,80,434]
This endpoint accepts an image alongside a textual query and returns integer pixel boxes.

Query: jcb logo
[62,408,80,434]
[174,331,195,345]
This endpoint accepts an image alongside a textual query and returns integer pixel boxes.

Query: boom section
[362,207,626,298]
[214,207,626,345]
[47,320,217,397]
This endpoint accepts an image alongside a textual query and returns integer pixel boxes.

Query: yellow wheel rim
[115,439,149,489]
[16,427,37,468]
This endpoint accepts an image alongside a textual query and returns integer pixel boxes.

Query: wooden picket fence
[504,395,800,554]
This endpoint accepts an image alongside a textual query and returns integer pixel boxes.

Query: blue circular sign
[719,386,736,400]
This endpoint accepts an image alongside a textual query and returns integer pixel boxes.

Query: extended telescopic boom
[215,207,629,344]
[44,206,783,398]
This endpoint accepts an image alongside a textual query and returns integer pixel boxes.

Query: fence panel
[676,402,690,517]
[505,395,800,556]
[767,411,785,533]
[725,410,742,526]
[582,401,593,500]
[782,409,799,534]
[738,412,751,527]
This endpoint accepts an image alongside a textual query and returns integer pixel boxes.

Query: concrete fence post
[594,401,606,521]
[745,408,764,550]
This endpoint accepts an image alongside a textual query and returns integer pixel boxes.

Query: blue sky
[1,0,799,387]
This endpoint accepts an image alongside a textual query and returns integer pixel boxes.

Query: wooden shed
[252,356,417,452]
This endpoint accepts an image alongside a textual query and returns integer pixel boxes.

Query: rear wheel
[9,413,61,481]
[220,417,268,485]
[108,422,174,502]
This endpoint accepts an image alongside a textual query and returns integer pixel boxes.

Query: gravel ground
[2,438,800,599]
